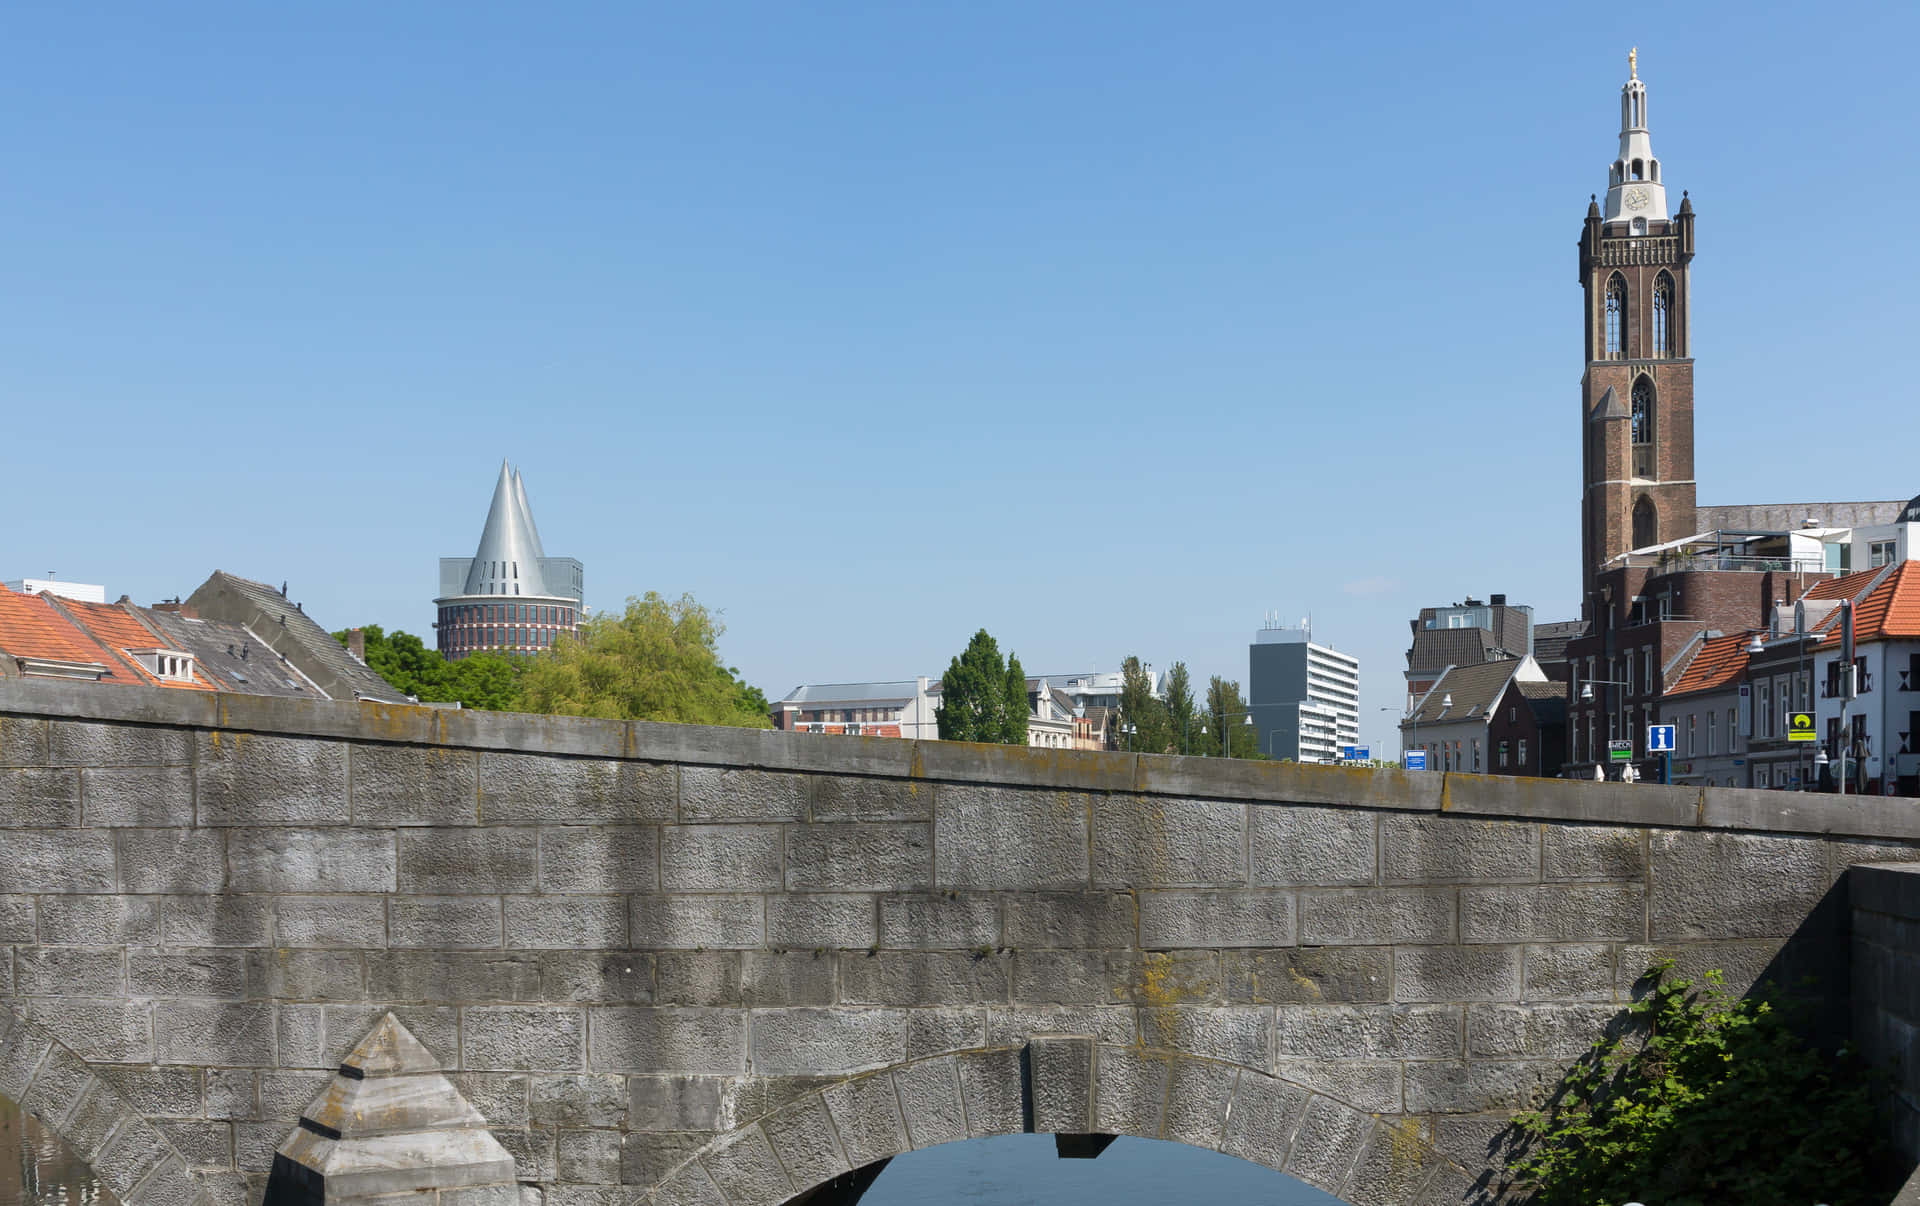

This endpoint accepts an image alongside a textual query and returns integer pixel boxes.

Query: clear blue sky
[6,3,1916,752]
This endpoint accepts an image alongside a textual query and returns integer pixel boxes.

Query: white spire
[1603,48,1669,225]
[462,460,550,597]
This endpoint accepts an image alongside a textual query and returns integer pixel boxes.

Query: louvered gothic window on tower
[1631,377,1655,478]
[1652,273,1674,356]
[1605,274,1627,359]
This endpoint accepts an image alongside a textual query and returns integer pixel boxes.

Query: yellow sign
[1787,711,1817,742]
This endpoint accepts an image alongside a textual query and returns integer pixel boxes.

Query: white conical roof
[462,460,550,597]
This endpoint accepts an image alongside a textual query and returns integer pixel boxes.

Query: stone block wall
[2,681,1919,1206]
[1853,862,1920,1165]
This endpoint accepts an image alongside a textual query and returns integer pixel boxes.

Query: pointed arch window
[1604,274,1627,359]
[1633,496,1658,550]
[1631,375,1655,478]
[1653,272,1675,357]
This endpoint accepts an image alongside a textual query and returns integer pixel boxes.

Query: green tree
[516,593,771,726]
[1205,675,1261,758]
[1117,656,1172,753]
[1163,662,1199,755]
[1508,962,1895,1206]
[937,630,1025,744]
[1001,651,1030,746]
[332,625,524,711]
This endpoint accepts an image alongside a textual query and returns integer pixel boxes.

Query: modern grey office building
[434,461,584,660]
[1248,620,1361,763]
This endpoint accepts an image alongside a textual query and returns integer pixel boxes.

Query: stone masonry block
[400,828,536,894]
[256,1069,329,1118]
[646,1159,725,1206]
[1270,1059,1403,1115]
[274,895,387,947]
[0,895,33,942]
[1093,796,1247,887]
[525,1072,620,1128]
[1002,892,1135,949]
[0,1013,53,1098]
[587,1007,747,1074]
[249,949,366,1000]
[1342,1118,1446,1206]
[164,896,272,948]
[81,767,193,827]
[538,950,651,1005]
[1522,943,1616,1002]
[893,1057,967,1149]
[1381,817,1540,885]
[38,895,158,944]
[1392,945,1523,1003]
[623,1074,725,1131]
[700,1125,792,1206]
[822,1071,908,1166]
[841,951,1010,1006]
[1139,1006,1272,1068]
[129,951,248,999]
[762,1096,852,1193]
[1008,950,1108,1005]
[1026,1034,1094,1134]
[194,732,347,825]
[1649,830,1828,940]
[956,1047,1024,1137]
[878,893,999,949]
[935,786,1088,890]
[1223,947,1393,1005]
[49,721,191,767]
[661,824,781,892]
[556,1128,623,1184]
[0,716,48,765]
[0,830,116,893]
[1162,1057,1236,1150]
[365,950,544,1002]
[128,1156,202,1206]
[988,1005,1134,1048]
[809,776,930,822]
[1466,1003,1625,1060]
[389,896,503,948]
[1139,891,1294,949]
[92,1117,168,1199]
[1094,1044,1169,1137]
[680,768,806,823]
[736,952,835,1006]
[1542,824,1647,881]
[155,1001,274,1066]
[1402,1059,1559,1115]
[1299,887,1456,946]
[1460,883,1644,943]
[1219,1071,1311,1169]
[750,1009,907,1076]
[63,1080,136,1163]
[540,826,661,893]
[202,1068,257,1120]
[630,895,764,949]
[505,896,627,949]
[156,1117,233,1170]
[320,1004,458,1067]
[461,1006,585,1071]
[0,767,81,826]
[1251,806,1377,887]
[1282,1094,1373,1193]
[18,1040,94,1121]
[486,753,677,824]
[1112,949,1222,1006]
[767,894,876,949]
[274,1004,326,1068]
[351,745,478,826]
[95,1064,202,1117]
[229,827,396,893]
[907,1007,987,1057]
[15,945,126,996]
[1274,1005,1463,1060]
[786,822,933,892]
[118,828,226,894]
[653,951,748,1006]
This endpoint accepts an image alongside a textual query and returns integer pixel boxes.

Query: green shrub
[1506,961,1895,1206]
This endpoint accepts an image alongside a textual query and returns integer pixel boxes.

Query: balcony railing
[1617,553,1826,575]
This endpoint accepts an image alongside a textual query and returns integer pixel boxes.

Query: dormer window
[129,648,196,683]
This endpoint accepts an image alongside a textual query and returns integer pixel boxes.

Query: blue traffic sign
[1404,750,1428,771]
[1647,724,1676,753]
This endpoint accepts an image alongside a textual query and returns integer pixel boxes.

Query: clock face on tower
[1624,187,1652,212]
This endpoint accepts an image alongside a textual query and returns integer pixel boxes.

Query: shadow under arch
[0,1008,211,1206]
[625,1042,1475,1206]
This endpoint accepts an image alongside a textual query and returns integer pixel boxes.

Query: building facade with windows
[1249,621,1360,763]
[435,462,585,660]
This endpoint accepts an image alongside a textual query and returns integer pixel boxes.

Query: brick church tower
[1580,50,1698,605]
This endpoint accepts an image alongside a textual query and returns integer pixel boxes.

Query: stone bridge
[2,680,1918,1206]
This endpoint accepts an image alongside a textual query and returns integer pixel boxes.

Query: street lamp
[1579,678,1635,779]
[1203,709,1257,759]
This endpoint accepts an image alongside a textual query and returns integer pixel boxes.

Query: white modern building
[1248,620,1361,763]
[771,678,940,739]
[3,578,107,603]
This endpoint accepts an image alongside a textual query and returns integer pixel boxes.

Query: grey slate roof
[1407,627,1501,672]
[141,609,316,697]
[184,572,409,703]
[778,680,924,705]
[1408,660,1523,725]
[1530,620,1587,666]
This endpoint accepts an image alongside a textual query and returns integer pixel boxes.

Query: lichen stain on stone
[1385,1116,1428,1174]
[1284,966,1323,1000]
[1126,952,1210,1009]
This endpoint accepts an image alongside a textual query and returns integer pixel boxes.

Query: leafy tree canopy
[332,625,524,711]
[1508,962,1895,1206]
[1117,655,1172,754]
[937,629,1028,744]
[517,593,771,726]
[1164,662,1199,755]
[1204,675,1262,759]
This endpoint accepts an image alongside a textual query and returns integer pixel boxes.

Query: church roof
[1591,385,1627,422]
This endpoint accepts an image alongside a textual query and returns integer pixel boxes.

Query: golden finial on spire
[1629,47,1638,79]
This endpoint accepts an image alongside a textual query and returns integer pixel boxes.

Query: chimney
[348,628,367,663]
[1490,593,1508,606]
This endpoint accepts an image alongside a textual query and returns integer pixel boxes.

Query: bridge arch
[0,1007,211,1206]
[626,1043,1475,1206]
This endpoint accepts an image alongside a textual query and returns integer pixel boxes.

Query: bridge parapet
[2,679,1918,1206]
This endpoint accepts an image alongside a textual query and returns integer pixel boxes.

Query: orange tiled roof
[1817,560,1920,646]
[1802,568,1882,601]
[1665,631,1754,697]
[0,585,118,670]
[52,597,215,690]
